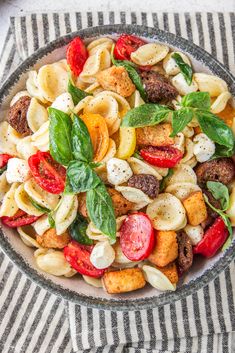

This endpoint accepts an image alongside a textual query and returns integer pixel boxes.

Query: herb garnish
[172,53,193,85]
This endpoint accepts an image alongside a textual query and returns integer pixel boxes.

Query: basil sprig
[68,76,92,105]
[69,215,93,245]
[111,45,147,102]
[170,108,194,137]
[49,108,116,242]
[121,104,172,128]
[29,197,55,228]
[159,169,174,192]
[172,53,193,85]
[204,181,232,251]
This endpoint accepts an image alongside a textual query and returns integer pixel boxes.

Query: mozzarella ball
[107,158,133,185]
[193,133,215,162]
[51,92,74,114]
[171,73,198,96]
[90,241,115,269]
[6,158,31,183]
[184,224,204,245]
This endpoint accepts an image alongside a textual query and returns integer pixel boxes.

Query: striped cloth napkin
[0,11,235,353]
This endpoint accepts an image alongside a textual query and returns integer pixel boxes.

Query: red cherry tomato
[140,146,183,168]
[66,37,88,76]
[120,213,155,261]
[0,154,13,168]
[28,151,66,194]
[193,217,229,258]
[1,210,40,228]
[64,241,105,278]
[114,34,146,61]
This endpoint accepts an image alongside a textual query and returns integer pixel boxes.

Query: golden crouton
[182,191,208,226]
[77,193,88,218]
[96,66,135,97]
[36,229,71,249]
[136,123,174,147]
[102,268,146,294]
[148,230,178,267]
[156,262,179,284]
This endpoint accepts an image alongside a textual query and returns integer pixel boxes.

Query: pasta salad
[0,34,235,294]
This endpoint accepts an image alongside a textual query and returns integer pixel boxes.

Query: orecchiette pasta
[95,91,131,117]
[15,183,44,216]
[0,182,19,217]
[33,214,51,236]
[87,37,114,55]
[194,73,228,97]
[166,164,197,186]
[27,97,48,132]
[16,136,37,160]
[165,182,201,200]
[54,194,78,235]
[142,265,176,291]
[80,48,111,83]
[180,138,194,163]
[0,172,10,202]
[172,73,198,96]
[18,225,41,248]
[0,122,17,155]
[83,275,103,287]
[115,186,152,210]
[73,96,94,115]
[128,90,145,109]
[31,121,49,152]
[210,91,232,114]
[127,157,163,180]
[26,71,48,103]
[51,92,74,114]
[163,51,191,76]
[131,43,169,66]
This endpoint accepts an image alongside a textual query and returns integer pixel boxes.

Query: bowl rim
[0,24,235,311]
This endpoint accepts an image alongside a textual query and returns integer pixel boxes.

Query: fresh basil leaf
[111,45,147,101]
[29,197,51,213]
[181,92,211,110]
[133,151,143,160]
[212,143,235,159]
[0,166,7,175]
[65,161,101,194]
[48,213,55,228]
[160,169,174,192]
[48,107,73,166]
[69,214,93,245]
[196,110,234,149]
[206,181,229,211]
[121,104,171,128]
[170,108,194,137]
[86,183,116,244]
[68,77,92,105]
[172,53,193,85]
[71,114,93,162]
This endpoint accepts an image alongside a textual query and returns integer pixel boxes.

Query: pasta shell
[35,249,74,276]
[181,138,194,163]
[83,275,103,287]
[0,122,17,155]
[84,81,101,94]
[163,51,191,76]
[131,43,169,66]
[128,157,163,180]
[26,71,48,104]
[33,214,51,236]
[184,156,198,168]
[15,183,44,216]
[128,90,145,109]
[182,126,194,138]
[10,91,30,106]
[146,193,186,231]
[73,96,94,115]
[0,182,19,217]
[172,73,198,96]
[108,118,121,136]
[17,225,41,248]
[173,133,185,153]
[16,136,37,160]
[87,37,114,55]
[166,164,197,186]
[24,178,60,210]
[210,91,232,114]
[7,125,23,145]
[54,194,78,235]
[27,97,48,133]
[37,62,68,102]
[115,186,152,210]
[31,121,49,152]
[95,139,117,171]
[86,222,109,241]
[113,240,133,265]
[0,172,10,202]
[165,182,201,200]
[142,265,176,291]
[194,73,228,97]
[51,92,74,114]
[95,91,130,117]
[80,48,111,83]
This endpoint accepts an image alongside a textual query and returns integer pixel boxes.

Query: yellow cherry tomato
[116,127,136,160]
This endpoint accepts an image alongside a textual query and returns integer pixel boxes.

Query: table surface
[0,0,234,53]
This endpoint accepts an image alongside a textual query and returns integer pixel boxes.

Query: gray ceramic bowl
[0,25,235,311]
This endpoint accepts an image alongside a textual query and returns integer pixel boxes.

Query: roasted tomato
[140,146,183,168]
[66,36,88,76]
[1,210,39,228]
[0,153,13,168]
[120,213,155,261]
[114,34,146,61]
[63,241,105,278]
[28,151,66,194]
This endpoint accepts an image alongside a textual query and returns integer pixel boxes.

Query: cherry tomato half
[64,241,105,278]
[120,213,155,261]
[1,210,40,228]
[28,151,66,194]
[66,37,88,76]
[0,154,13,168]
[114,34,146,61]
[140,146,183,168]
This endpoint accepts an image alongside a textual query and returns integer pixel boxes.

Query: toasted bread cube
[148,230,178,267]
[36,229,71,249]
[96,66,135,97]
[156,262,179,284]
[136,123,174,147]
[102,268,146,294]
[183,191,208,226]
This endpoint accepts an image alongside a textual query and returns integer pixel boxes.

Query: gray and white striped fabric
[0,11,234,353]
